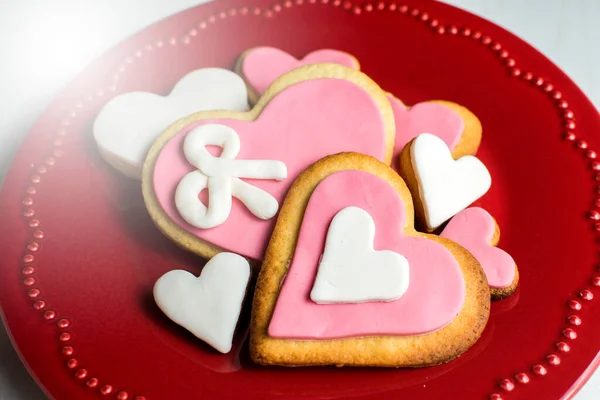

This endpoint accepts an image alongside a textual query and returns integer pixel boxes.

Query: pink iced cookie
[236,46,359,101]
[388,95,470,172]
[441,207,518,299]
[142,64,395,261]
[237,47,482,163]
[268,169,466,339]
[250,153,490,367]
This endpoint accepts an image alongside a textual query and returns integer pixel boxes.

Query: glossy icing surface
[411,133,491,230]
[269,170,466,339]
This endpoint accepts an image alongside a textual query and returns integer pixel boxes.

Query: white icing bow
[175,124,287,229]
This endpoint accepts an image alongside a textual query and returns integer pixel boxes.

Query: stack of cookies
[93,46,518,366]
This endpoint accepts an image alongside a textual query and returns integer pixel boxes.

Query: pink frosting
[241,47,358,96]
[268,170,466,339]
[241,46,464,167]
[153,79,387,260]
[440,207,515,288]
[388,96,464,169]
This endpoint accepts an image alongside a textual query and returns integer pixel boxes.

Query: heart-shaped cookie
[399,133,492,232]
[94,68,249,179]
[236,47,482,159]
[441,207,518,300]
[142,64,395,261]
[153,252,251,354]
[235,46,359,103]
[251,152,490,367]
[387,95,481,165]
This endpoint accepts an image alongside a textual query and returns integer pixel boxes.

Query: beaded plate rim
[8,1,600,400]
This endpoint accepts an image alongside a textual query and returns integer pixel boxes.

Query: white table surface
[0,0,598,398]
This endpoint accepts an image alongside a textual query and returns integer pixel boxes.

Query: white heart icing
[93,68,249,179]
[411,133,492,230]
[153,252,251,353]
[310,207,410,304]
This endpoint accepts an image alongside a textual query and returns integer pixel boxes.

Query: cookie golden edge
[432,100,482,158]
[234,47,361,106]
[141,64,395,260]
[250,152,490,368]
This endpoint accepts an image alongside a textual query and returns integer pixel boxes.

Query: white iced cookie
[403,133,491,231]
[310,207,410,304]
[153,252,251,354]
[93,68,249,179]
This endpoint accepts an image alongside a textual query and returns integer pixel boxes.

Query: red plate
[1,0,600,399]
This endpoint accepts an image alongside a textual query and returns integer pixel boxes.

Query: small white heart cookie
[310,207,410,304]
[400,133,491,231]
[153,252,251,353]
[93,68,249,180]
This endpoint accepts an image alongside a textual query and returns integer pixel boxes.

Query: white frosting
[153,252,251,354]
[310,207,410,304]
[411,133,492,230]
[175,124,287,229]
[93,68,249,179]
